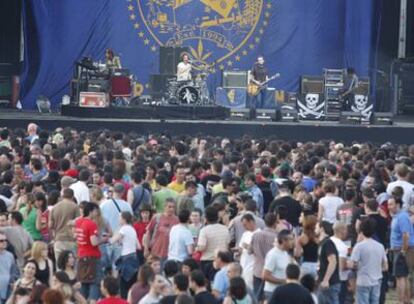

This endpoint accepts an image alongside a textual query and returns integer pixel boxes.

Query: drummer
[177,53,192,82]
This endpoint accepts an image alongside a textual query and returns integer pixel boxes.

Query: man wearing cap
[61,176,76,192]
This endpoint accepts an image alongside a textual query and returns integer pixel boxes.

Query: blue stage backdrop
[20,0,376,109]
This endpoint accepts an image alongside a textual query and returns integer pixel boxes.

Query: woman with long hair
[34,192,49,242]
[145,163,158,191]
[133,204,153,265]
[57,250,78,286]
[223,277,251,304]
[7,260,41,304]
[51,271,87,304]
[294,215,319,277]
[19,193,42,241]
[127,264,154,304]
[29,241,53,286]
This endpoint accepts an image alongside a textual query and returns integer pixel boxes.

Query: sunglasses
[0,239,7,243]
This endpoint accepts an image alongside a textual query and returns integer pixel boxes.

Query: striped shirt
[198,223,230,261]
[249,227,278,278]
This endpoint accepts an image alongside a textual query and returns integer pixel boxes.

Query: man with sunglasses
[0,232,18,303]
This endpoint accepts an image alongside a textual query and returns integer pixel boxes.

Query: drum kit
[166,72,211,105]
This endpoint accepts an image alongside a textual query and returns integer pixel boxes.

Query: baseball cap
[61,176,76,188]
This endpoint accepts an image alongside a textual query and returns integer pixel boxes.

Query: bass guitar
[247,73,280,96]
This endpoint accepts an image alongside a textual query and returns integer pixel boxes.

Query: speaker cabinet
[229,108,252,120]
[300,75,324,94]
[255,109,276,121]
[149,74,175,99]
[372,112,393,125]
[223,70,248,89]
[354,78,370,95]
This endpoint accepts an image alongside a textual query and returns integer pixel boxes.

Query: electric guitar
[247,73,280,96]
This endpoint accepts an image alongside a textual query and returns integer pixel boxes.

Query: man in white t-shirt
[318,180,344,224]
[386,163,414,209]
[331,222,350,304]
[70,169,90,203]
[177,54,192,81]
[262,230,294,300]
[239,213,260,289]
[168,209,194,262]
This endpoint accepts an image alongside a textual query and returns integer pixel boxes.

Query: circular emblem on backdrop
[127,0,272,71]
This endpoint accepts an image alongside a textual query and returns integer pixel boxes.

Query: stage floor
[0,108,413,144]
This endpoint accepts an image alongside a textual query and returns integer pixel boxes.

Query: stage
[0,106,412,144]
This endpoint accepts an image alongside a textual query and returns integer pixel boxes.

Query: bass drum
[178,86,199,104]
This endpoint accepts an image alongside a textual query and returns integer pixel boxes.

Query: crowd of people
[0,123,413,304]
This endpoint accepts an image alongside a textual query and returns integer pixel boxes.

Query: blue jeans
[356,282,381,304]
[250,89,267,110]
[253,276,264,301]
[301,262,318,278]
[318,283,340,304]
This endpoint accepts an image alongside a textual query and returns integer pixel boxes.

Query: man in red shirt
[97,276,128,304]
[75,202,109,301]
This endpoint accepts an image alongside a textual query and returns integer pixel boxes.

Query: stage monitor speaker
[340,111,364,125]
[277,104,298,122]
[300,75,324,94]
[159,46,190,75]
[229,108,252,120]
[223,70,248,88]
[372,112,393,125]
[354,77,370,95]
[149,74,174,99]
[255,109,276,121]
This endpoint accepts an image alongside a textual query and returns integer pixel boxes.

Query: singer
[177,53,192,81]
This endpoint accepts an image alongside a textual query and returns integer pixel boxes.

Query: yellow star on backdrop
[227,61,233,66]
[219,64,225,70]
[151,46,157,52]
[138,32,144,37]
[144,39,150,45]
[249,44,254,49]
[263,21,268,26]
[128,5,134,11]
[235,55,241,61]
[267,3,272,9]
[242,50,247,56]
[130,14,136,20]
[255,37,260,43]
[134,23,140,29]
[259,28,264,34]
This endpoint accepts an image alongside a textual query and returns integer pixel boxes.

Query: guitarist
[250,55,269,111]
[341,67,359,111]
